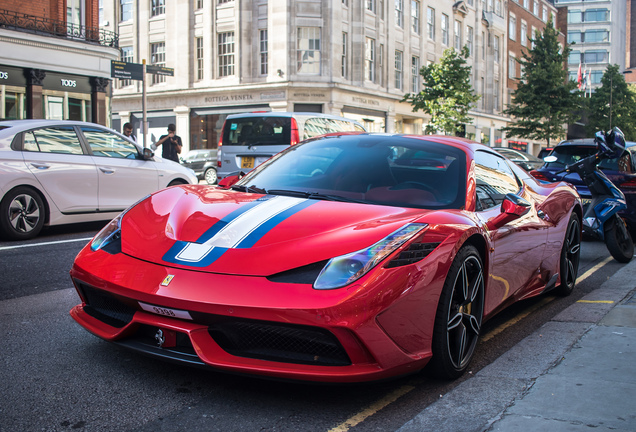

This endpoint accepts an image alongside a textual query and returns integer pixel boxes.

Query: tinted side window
[474,150,520,210]
[23,127,84,155]
[302,118,363,140]
[82,127,139,158]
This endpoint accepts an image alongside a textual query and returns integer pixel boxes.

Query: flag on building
[577,63,583,89]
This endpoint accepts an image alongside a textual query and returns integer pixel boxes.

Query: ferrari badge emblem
[161,275,175,286]
[155,329,165,347]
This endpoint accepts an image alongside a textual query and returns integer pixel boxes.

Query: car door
[80,126,159,212]
[474,151,549,314]
[20,125,99,213]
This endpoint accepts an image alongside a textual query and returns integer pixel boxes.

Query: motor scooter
[546,127,634,263]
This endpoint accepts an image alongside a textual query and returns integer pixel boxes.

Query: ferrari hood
[120,185,431,276]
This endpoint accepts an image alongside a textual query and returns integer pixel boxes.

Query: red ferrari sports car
[70,133,582,383]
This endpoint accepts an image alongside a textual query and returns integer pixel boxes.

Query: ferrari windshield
[235,134,466,209]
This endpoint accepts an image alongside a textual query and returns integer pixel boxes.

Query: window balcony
[0,8,118,48]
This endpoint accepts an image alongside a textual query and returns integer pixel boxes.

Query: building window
[218,32,235,77]
[584,50,608,64]
[427,7,435,40]
[520,21,527,47]
[411,56,420,93]
[568,31,582,44]
[531,26,537,48]
[533,0,539,16]
[523,0,528,8]
[584,8,609,22]
[260,29,268,75]
[120,0,132,22]
[441,14,449,46]
[494,35,500,63]
[494,79,499,109]
[342,32,348,78]
[508,54,516,79]
[395,50,403,90]
[542,5,547,21]
[119,46,134,88]
[466,26,473,56]
[412,0,420,34]
[365,37,376,82]
[196,0,203,9]
[395,0,404,28]
[509,14,516,41]
[342,0,348,6]
[150,42,166,84]
[568,9,582,24]
[495,0,502,16]
[568,50,581,65]
[151,0,165,17]
[379,43,384,85]
[196,38,204,81]
[297,27,321,74]
[585,29,609,43]
[454,20,462,50]
[99,0,104,25]
[367,0,375,13]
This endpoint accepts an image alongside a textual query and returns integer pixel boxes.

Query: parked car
[70,132,582,383]
[537,147,554,160]
[180,149,217,184]
[529,138,636,232]
[0,120,198,240]
[216,112,366,180]
[493,147,545,171]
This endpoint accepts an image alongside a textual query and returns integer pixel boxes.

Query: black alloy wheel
[0,187,46,240]
[429,245,484,380]
[554,213,581,296]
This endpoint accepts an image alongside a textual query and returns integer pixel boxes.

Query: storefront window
[3,91,26,120]
[190,113,224,151]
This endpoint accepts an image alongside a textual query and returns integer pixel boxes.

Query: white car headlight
[313,223,428,290]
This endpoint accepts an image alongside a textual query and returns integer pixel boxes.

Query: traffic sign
[146,65,174,76]
[110,60,143,80]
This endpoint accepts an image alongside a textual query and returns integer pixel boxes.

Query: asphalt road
[0,223,624,432]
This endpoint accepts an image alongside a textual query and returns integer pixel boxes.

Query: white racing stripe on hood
[174,195,307,262]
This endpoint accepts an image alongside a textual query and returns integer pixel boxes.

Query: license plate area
[139,301,193,320]
[241,156,254,168]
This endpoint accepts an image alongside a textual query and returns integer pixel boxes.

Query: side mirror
[142,147,154,160]
[486,193,531,230]
[218,175,240,188]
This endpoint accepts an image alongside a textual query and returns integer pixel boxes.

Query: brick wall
[1,0,98,28]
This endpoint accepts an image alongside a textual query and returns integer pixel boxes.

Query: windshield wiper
[266,189,367,204]
[230,185,267,194]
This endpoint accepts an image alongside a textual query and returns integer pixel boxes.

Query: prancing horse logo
[155,329,165,347]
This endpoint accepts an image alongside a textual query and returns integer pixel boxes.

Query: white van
[216,112,366,179]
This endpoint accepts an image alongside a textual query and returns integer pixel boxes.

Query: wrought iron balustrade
[0,8,118,48]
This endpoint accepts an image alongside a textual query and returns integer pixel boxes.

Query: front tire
[0,187,46,240]
[554,213,581,296]
[605,214,634,263]
[429,245,484,380]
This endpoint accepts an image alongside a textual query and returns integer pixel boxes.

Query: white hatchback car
[0,120,198,240]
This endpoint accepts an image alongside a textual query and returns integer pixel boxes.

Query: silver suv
[216,112,365,180]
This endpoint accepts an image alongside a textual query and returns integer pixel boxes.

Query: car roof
[0,119,119,134]
[225,112,363,122]
[555,138,636,149]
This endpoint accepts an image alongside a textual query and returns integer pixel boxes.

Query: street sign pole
[142,59,147,148]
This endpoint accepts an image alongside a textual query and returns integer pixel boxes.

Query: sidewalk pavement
[398,258,636,432]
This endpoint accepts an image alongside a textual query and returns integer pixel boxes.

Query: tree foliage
[501,17,581,146]
[402,46,480,135]
[585,65,636,140]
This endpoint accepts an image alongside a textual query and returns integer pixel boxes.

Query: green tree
[585,65,636,140]
[402,46,480,135]
[502,17,581,146]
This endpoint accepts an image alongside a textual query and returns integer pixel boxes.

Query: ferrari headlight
[90,195,150,253]
[313,223,428,290]
[90,214,123,252]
